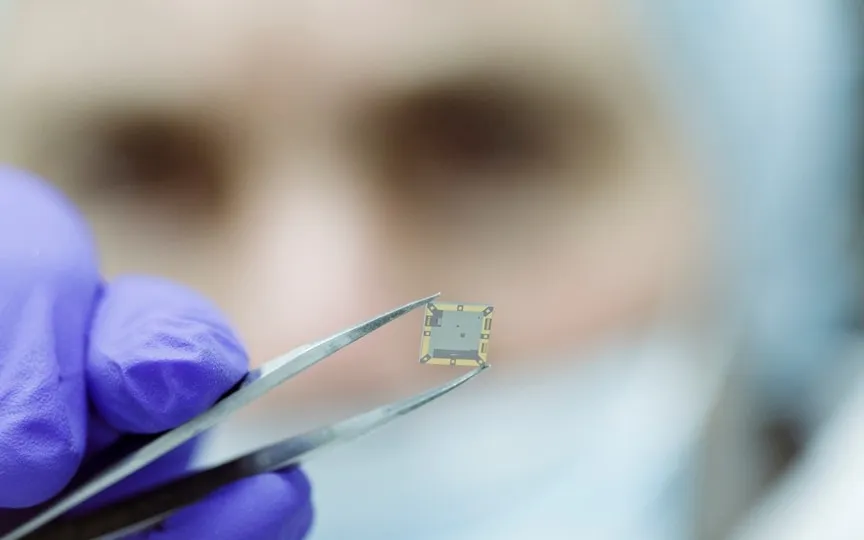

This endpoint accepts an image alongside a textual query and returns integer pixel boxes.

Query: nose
[230,164,379,339]
[220,156,433,409]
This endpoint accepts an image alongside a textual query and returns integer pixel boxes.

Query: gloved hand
[0,167,313,540]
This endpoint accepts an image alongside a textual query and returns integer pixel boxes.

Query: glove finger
[86,275,248,434]
[278,494,314,540]
[0,168,100,507]
[131,467,313,540]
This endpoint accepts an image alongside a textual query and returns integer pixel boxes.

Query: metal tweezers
[0,293,486,540]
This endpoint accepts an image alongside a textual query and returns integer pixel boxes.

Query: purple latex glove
[0,167,313,540]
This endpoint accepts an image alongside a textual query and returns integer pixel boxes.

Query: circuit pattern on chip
[419,302,493,367]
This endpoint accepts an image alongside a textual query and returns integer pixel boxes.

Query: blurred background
[0,0,862,539]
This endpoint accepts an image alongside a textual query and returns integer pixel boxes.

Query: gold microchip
[419,302,493,367]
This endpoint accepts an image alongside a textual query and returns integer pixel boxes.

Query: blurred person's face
[0,3,728,537]
[0,1,709,411]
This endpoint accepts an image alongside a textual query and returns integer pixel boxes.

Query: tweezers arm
[29,426,336,540]
[0,432,165,538]
[27,364,486,540]
[27,458,264,540]
[29,432,324,540]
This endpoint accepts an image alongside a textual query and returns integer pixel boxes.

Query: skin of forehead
[0,0,651,123]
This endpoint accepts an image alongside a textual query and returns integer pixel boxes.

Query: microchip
[419,302,493,367]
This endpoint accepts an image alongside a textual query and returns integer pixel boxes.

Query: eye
[403,91,548,175]
[82,114,228,213]
[369,80,568,190]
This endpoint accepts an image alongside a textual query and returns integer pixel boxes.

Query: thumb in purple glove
[0,167,313,539]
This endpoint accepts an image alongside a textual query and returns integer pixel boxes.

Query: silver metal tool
[0,293,487,540]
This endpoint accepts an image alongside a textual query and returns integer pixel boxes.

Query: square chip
[419,302,493,367]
